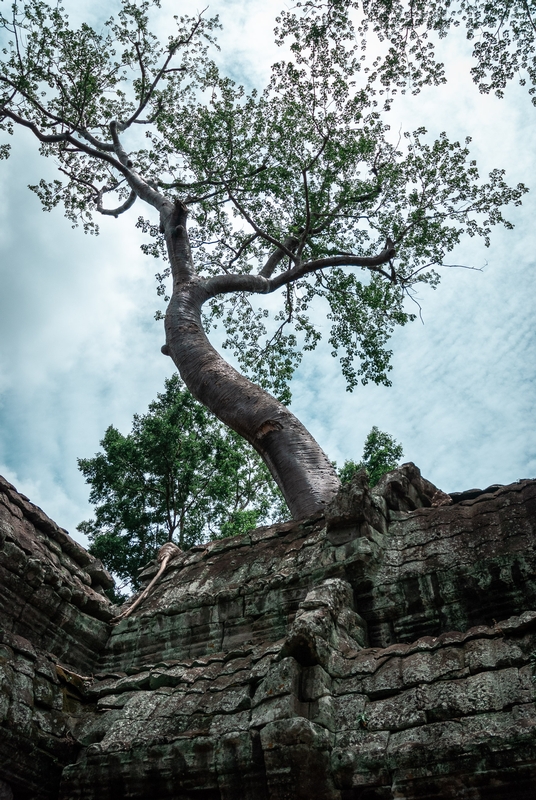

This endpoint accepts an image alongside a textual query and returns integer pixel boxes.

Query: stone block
[251,657,300,707]
[464,636,525,673]
[362,656,403,697]
[209,710,251,736]
[332,692,367,731]
[400,646,466,685]
[366,687,427,731]
[250,692,305,728]
[301,664,332,701]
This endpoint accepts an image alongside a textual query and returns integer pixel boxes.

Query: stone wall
[1,466,536,798]
[0,475,114,798]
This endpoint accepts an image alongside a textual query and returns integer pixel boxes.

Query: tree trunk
[164,280,340,520]
[161,202,340,520]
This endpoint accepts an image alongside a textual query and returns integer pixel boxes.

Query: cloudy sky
[0,0,535,545]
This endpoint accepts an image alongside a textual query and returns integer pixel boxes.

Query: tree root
[112,542,182,623]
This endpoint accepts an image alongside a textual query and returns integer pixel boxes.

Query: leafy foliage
[0,0,526,403]
[339,425,404,486]
[78,375,287,593]
[361,0,536,104]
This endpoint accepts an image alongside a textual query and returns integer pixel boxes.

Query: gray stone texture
[1,465,536,798]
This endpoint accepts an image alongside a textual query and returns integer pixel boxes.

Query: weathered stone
[251,657,300,707]
[2,469,536,798]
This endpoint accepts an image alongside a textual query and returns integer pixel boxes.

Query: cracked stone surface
[1,465,536,798]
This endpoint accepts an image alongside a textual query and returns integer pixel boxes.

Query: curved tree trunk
[161,203,340,520]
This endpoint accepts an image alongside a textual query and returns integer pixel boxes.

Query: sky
[0,0,535,545]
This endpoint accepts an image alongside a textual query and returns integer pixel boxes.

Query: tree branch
[97,187,137,217]
[259,235,300,278]
[118,15,203,131]
[160,163,267,191]
[1,106,170,216]
[205,238,397,298]
[0,105,72,143]
[224,184,298,263]
[109,120,131,167]
[0,75,116,152]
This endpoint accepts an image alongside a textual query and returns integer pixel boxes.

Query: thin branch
[522,0,536,36]
[404,286,424,324]
[301,168,312,255]
[97,187,137,217]
[58,166,99,193]
[259,235,299,278]
[0,75,115,152]
[441,262,484,271]
[222,233,259,271]
[307,185,383,236]
[160,163,267,191]
[261,283,294,353]
[135,40,148,105]
[224,184,298,263]
[132,97,164,126]
[119,15,203,131]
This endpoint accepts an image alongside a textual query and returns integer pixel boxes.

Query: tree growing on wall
[0,0,525,519]
[77,375,286,592]
[78,372,401,592]
[339,425,403,486]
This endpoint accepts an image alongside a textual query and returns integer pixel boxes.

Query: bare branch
[403,286,424,324]
[97,187,137,217]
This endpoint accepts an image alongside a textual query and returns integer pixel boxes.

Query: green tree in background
[339,426,403,487]
[78,375,286,593]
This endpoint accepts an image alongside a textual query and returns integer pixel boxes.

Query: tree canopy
[361,0,536,105]
[0,0,526,519]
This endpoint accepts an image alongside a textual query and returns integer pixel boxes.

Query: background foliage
[78,375,287,595]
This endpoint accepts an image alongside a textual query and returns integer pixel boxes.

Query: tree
[0,0,525,519]
[339,426,404,486]
[78,375,286,592]
[360,1,536,106]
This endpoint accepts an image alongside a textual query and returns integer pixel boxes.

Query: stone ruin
[1,464,536,799]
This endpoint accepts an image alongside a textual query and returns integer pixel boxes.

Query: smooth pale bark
[160,206,341,519]
[164,279,341,519]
